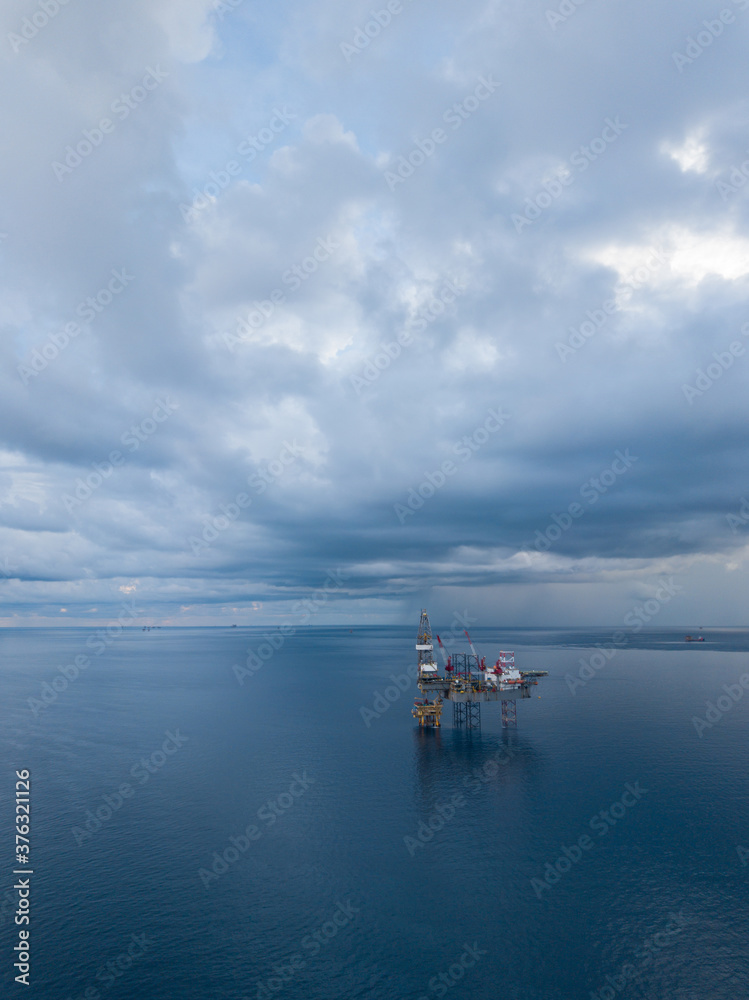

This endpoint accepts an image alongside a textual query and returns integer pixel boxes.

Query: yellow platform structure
[412,699,442,727]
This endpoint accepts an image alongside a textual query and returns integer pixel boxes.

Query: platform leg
[453,702,480,728]
[501,700,517,728]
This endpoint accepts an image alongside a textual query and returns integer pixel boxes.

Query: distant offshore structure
[411,610,548,729]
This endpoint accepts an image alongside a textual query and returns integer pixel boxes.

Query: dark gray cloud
[1,0,748,626]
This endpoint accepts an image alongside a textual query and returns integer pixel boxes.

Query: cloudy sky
[1,0,748,626]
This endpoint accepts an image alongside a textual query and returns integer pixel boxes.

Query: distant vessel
[685,635,705,642]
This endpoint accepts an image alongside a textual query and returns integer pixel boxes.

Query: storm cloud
[1,0,748,625]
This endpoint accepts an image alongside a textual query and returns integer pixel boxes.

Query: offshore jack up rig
[411,609,548,730]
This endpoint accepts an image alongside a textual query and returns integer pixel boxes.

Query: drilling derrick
[412,609,443,727]
[412,611,548,729]
[416,609,435,673]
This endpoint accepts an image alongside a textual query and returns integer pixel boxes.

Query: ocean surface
[2,625,749,999]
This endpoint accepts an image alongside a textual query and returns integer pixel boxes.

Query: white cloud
[661,132,710,175]
[1,0,748,624]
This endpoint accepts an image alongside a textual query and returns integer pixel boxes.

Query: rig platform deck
[411,610,548,729]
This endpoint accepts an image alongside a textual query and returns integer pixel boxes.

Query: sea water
[1,625,748,999]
